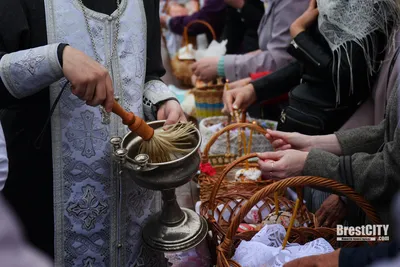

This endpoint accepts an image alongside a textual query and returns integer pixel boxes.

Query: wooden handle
[112,100,154,141]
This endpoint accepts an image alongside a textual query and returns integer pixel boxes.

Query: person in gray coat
[256,79,400,225]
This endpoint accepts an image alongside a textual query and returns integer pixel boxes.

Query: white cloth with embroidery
[232,224,334,267]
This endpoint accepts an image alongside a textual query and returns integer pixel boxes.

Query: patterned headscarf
[317,0,400,103]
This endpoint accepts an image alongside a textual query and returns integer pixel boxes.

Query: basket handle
[216,176,382,266]
[183,19,217,47]
[207,153,258,213]
[202,123,267,163]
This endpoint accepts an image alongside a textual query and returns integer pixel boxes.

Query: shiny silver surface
[114,120,207,253]
[115,148,128,163]
[121,120,201,169]
[110,136,122,151]
[143,208,208,252]
[121,120,202,190]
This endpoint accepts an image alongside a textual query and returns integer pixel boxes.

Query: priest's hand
[283,249,340,267]
[157,99,187,127]
[222,83,257,114]
[265,129,313,152]
[257,150,308,179]
[191,57,219,82]
[62,46,114,112]
[315,195,347,227]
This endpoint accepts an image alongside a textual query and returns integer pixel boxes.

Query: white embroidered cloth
[232,224,334,267]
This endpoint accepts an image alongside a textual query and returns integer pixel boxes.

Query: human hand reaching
[191,57,220,82]
[315,195,347,227]
[257,150,308,179]
[290,0,319,38]
[157,99,187,127]
[265,129,314,151]
[228,77,252,89]
[284,249,340,267]
[222,83,257,114]
[62,46,114,112]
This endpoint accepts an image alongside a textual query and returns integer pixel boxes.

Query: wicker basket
[170,19,217,87]
[200,193,315,245]
[192,78,225,120]
[199,116,276,154]
[202,154,381,266]
[199,123,274,201]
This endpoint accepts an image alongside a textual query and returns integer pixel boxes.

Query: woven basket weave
[199,116,276,154]
[192,79,225,120]
[200,154,381,266]
[199,122,274,201]
[170,19,216,87]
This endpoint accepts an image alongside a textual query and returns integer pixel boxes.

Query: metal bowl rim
[121,120,202,167]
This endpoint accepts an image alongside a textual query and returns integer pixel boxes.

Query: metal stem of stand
[110,121,208,253]
[160,189,185,226]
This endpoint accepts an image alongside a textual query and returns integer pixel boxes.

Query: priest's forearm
[142,0,178,121]
[0,43,64,99]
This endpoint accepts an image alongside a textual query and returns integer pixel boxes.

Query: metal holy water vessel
[110,121,208,252]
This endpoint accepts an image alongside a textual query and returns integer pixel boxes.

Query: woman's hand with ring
[257,150,309,179]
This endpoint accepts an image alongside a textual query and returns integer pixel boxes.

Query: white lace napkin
[232,224,334,267]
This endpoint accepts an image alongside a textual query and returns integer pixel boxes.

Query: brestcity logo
[336,224,390,242]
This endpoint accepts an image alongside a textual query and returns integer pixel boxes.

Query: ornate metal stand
[111,121,207,253]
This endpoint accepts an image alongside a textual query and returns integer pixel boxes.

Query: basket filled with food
[198,119,276,201]
[199,154,381,266]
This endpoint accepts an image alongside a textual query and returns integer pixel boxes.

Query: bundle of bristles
[138,122,197,163]
[112,100,197,163]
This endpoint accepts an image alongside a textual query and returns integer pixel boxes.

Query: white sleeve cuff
[143,80,178,121]
[143,80,177,104]
[0,43,63,99]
